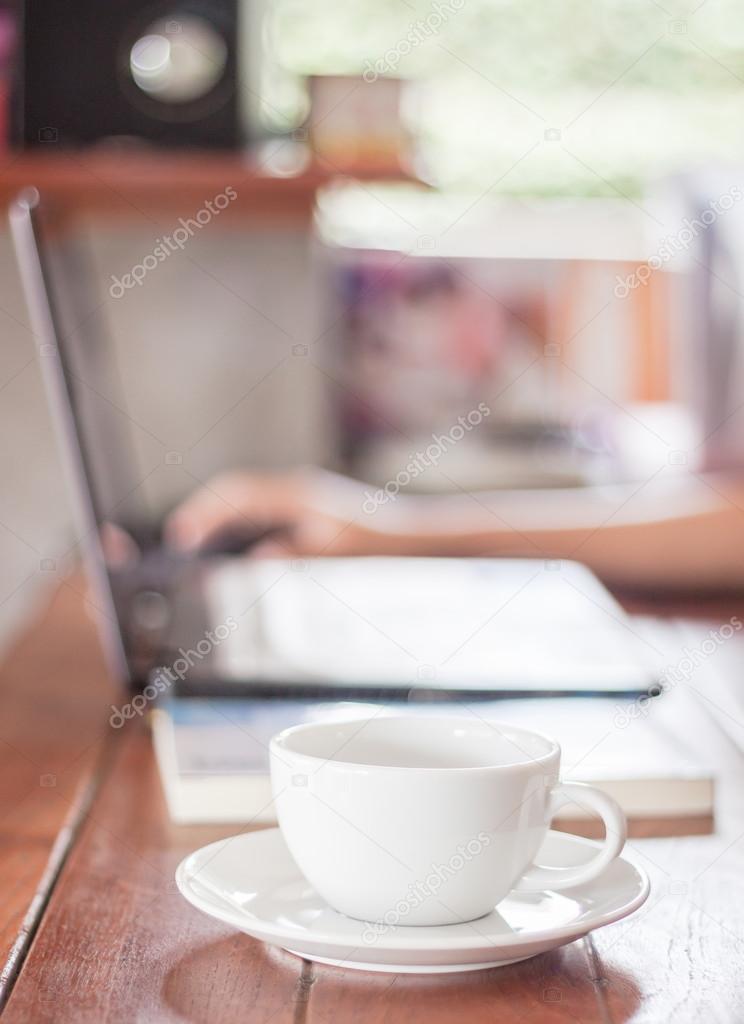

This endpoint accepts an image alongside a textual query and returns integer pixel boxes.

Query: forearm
[362,475,744,589]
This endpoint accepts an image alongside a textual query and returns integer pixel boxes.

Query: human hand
[164,467,389,557]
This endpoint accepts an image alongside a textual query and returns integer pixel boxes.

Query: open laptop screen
[10,188,133,682]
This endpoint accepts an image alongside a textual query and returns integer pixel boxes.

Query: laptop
[9,188,659,700]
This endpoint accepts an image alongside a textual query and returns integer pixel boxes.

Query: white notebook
[204,558,658,692]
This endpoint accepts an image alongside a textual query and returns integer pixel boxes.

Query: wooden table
[2,582,744,1023]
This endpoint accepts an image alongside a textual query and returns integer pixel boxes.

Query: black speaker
[15,0,240,148]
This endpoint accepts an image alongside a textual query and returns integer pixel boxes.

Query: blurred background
[1,0,744,644]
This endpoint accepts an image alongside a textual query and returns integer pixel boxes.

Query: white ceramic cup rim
[270,715,561,775]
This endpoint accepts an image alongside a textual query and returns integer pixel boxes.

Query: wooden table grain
[2,585,744,1023]
[0,580,118,1006]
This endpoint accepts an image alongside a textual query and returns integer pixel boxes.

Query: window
[265,0,744,195]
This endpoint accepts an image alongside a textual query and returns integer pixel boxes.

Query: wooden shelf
[0,149,411,225]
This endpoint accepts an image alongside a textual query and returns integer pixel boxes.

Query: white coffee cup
[270,715,626,927]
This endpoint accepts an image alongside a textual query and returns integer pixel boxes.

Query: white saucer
[176,828,649,975]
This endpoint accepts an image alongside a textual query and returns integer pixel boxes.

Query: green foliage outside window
[264,0,744,195]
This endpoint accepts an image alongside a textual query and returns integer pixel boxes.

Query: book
[151,690,714,838]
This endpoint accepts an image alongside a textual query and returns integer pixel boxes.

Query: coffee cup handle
[514,781,627,892]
